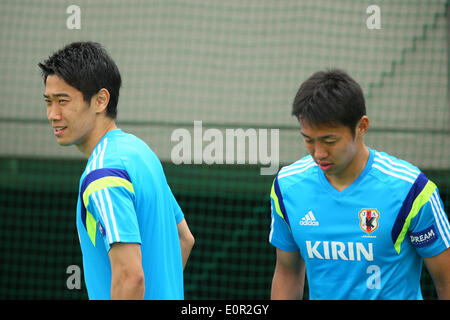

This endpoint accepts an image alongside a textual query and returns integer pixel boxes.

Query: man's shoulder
[275,155,319,191]
[372,150,421,172]
[370,149,422,185]
[101,130,157,168]
[80,131,146,182]
[108,130,149,154]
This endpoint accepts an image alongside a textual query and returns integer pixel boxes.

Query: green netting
[0,0,449,299]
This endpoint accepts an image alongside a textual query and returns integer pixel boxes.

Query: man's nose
[47,103,62,121]
[314,143,328,160]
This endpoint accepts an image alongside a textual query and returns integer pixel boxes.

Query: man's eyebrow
[300,131,338,140]
[43,93,71,98]
[300,131,310,138]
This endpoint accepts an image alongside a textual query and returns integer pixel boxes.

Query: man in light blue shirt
[270,69,450,300]
[40,42,194,299]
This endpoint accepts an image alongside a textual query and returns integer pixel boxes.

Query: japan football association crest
[359,209,380,234]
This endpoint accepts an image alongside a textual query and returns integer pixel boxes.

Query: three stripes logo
[300,211,319,226]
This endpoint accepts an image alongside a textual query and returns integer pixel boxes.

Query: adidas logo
[300,211,319,226]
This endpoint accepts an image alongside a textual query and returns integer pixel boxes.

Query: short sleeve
[168,186,184,224]
[409,186,450,257]
[81,168,140,251]
[269,177,299,252]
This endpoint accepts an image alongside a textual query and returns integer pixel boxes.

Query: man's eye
[324,140,337,145]
[59,100,68,105]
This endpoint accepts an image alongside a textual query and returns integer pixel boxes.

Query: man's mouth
[53,126,67,136]
[318,162,333,171]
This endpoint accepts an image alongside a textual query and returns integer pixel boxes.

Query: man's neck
[77,119,117,158]
[326,145,370,192]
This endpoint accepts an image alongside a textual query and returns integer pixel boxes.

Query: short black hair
[292,69,366,133]
[38,41,121,119]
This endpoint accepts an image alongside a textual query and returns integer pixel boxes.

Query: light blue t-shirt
[269,148,450,300]
[76,129,184,300]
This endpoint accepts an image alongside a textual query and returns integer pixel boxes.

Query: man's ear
[356,115,370,138]
[93,88,110,115]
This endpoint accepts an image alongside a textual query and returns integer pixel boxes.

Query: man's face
[300,120,358,177]
[44,75,96,147]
